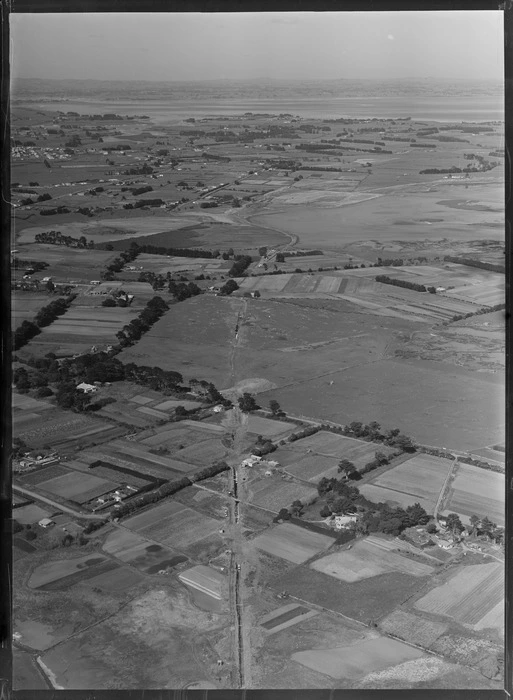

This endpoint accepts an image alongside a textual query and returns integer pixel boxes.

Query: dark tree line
[35,230,94,248]
[443,256,505,274]
[375,275,427,293]
[13,295,77,350]
[116,296,169,347]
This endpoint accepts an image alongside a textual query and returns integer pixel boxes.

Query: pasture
[90,438,201,477]
[246,475,317,513]
[36,471,117,504]
[442,462,504,526]
[272,566,424,621]
[12,292,55,328]
[133,253,232,276]
[13,503,51,525]
[13,650,48,690]
[310,536,434,582]
[291,637,425,680]
[414,562,503,628]
[277,450,338,483]
[223,410,296,440]
[259,358,504,452]
[358,484,433,513]
[252,522,334,564]
[13,244,117,282]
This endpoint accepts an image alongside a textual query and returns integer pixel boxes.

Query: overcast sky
[10,11,503,82]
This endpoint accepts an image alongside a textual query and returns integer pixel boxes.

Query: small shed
[38,518,54,529]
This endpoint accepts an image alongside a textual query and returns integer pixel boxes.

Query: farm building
[402,527,433,549]
[241,455,262,467]
[333,514,359,530]
[76,382,98,394]
[38,518,54,528]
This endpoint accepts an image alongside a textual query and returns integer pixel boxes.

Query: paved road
[12,485,103,520]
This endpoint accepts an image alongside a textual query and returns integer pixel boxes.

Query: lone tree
[338,459,358,479]
[445,513,465,536]
[290,500,304,517]
[269,399,282,416]
[274,508,291,522]
[238,392,258,413]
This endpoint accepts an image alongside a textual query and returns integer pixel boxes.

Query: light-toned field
[361,454,453,512]
[178,565,226,600]
[292,637,425,680]
[28,554,109,588]
[414,562,503,627]
[92,438,201,476]
[134,253,232,275]
[12,293,55,328]
[358,484,434,513]
[37,471,117,503]
[173,438,228,466]
[253,522,334,564]
[442,462,504,525]
[224,411,296,439]
[12,393,54,411]
[379,610,448,648]
[247,475,317,512]
[280,452,338,483]
[310,536,434,582]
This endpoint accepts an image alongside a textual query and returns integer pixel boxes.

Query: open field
[292,636,425,680]
[271,566,425,622]
[132,252,232,276]
[89,438,202,476]
[13,650,49,690]
[28,554,111,588]
[259,358,504,452]
[310,536,434,582]
[12,292,56,328]
[252,522,334,564]
[441,462,504,526]
[414,562,503,627]
[277,450,338,482]
[37,586,231,688]
[360,454,453,512]
[246,475,317,512]
[222,410,296,440]
[13,244,117,282]
[12,393,55,411]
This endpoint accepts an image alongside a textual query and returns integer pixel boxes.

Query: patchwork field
[28,554,118,590]
[252,522,335,564]
[414,563,503,628]
[102,528,188,574]
[123,500,223,551]
[359,454,453,513]
[292,637,425,680]
[441,462,504,526]
[178,564,226,600]
[310,536,434,582]
[285,432,396,471]
[222,410,296,440]
[12,292,56,328]
[246,475,317,512]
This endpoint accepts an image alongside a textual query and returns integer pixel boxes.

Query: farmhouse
[241,455,262,467]
[332,515,359,530]
[402,527,433,549]
[76,382,98,394]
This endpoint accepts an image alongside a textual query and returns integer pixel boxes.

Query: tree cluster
[40,206,71,216]
[14,295,76,350]
[229,255,252,277]
[123,198,164,210]
[443,256,505,274]
[446,302,505,325]
[168,280,202,301]
[375,275,427,293]
[342,421,416,452]
[35,230,93,248]
[116,296,169,347]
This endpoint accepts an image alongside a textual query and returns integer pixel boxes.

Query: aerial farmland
[10,58,504,693]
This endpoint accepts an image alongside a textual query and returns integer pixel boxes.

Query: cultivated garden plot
[221,410,295,440]
[12,293,57,328]
[38,306,140,340]
[102,528,188,574]
[285,432,396,470]
[259,603,320,634]
[123,500,224,551]
[178,564,227,600]
[28,555,120,591]
[414,563,503,628]
[441,462,504,526]
[36,471,118,504]
[379,610,448,649]
[358,484,434,514]
[252,522,335,564]
[246,475,317,513]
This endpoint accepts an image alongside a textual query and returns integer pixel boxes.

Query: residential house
[333,514,359,530]
[76,382,98,394]
[38,518,54,529]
